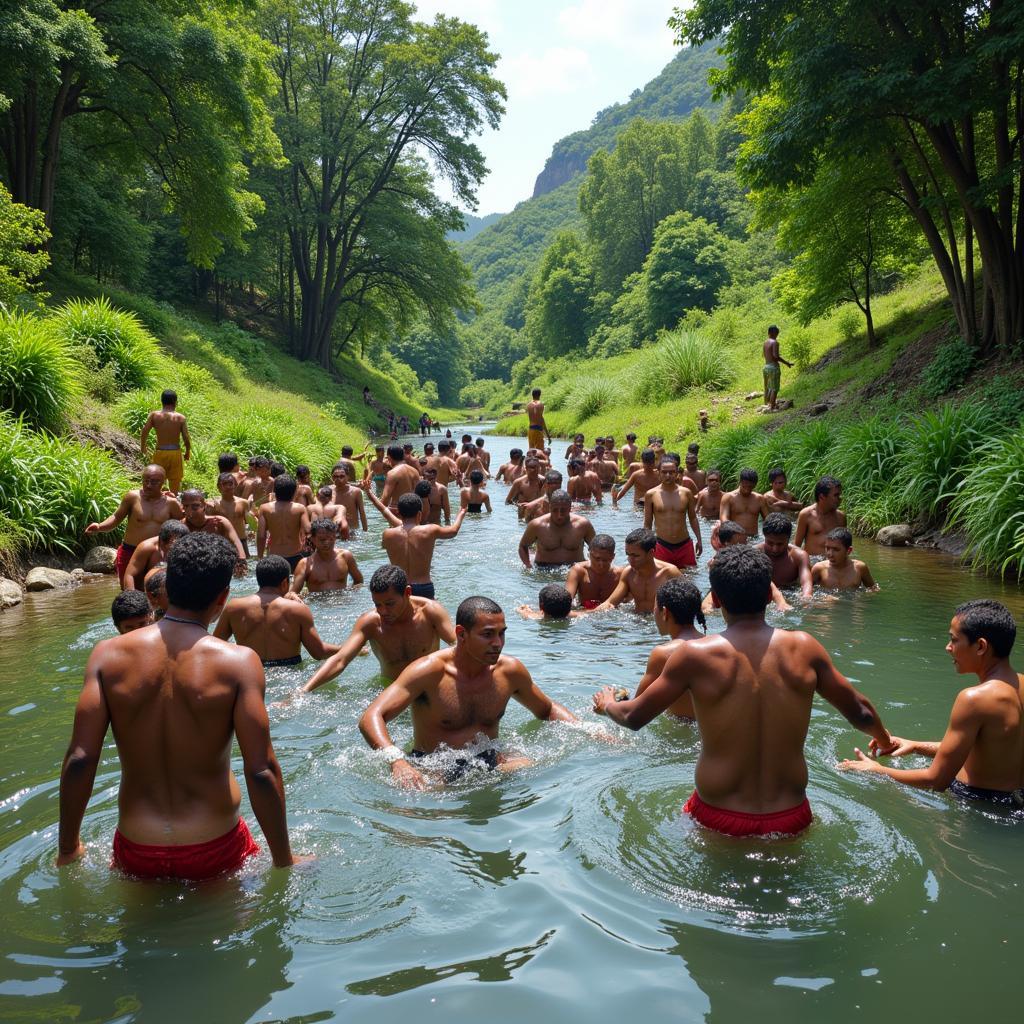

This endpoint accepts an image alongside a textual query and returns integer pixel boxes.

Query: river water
[1,431,1023,1023]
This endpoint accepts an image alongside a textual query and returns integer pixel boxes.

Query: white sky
[414,1,681,214]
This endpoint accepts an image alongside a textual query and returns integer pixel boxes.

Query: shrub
[0,312,81,432]
[782,420,837,500]
[70,344,120,403]
[51,298,159,389]
[787,327,814,372]
[920,337,975,398]
[702,421,762,487]
[975,375,1024,428]
[209,321,279,383]
[569,376,617,423]
[215,409,339,481]
[459,378,505,407]
[836,308,861,343]
[634,330,734,404]
[829,414,910,529]
[418,379,439,407]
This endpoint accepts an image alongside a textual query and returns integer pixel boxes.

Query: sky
[413,1,681,216]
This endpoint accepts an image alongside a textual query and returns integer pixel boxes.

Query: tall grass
[633,330,734,404]
[829,414,910,531]
[0,312,82,433]
[702,421,762,484]
[569,376,618,424]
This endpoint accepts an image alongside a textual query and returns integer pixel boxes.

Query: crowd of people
[57,384,1024,882]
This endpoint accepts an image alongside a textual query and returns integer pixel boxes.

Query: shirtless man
[614,449,659,508]
[474,438,491,473]
[56,533,302,877]
[110,590,153,634]
[519,470,561,522]
[794,476,847,556]
[218,452,247,490]
[330,465,368,532]
[505,457,544,506]
[460,470,492,514]
[359,596,576,789]
[565,534,622,609]
[418,470,451,524]
[518,491,595,568]
[380,444,422,513]
[308,485,350,537]
[256,475,310,571]
[526,388,549,452]
[214,555,339,667]
[592,545,896,837]
[596,528,681,613]
[366,445,388,491]
[763,324,793,411]
[140,389,191,495]
[564,434,585,463]
[291,518,363,593]
[685,446,707,491]
[621,433,638,469]
[517,583,583,621]
[758,513,814,599]
[293,465,316,507]
[496,449,525,484]
[695,469,724,520]
[181,490,245,565]
[840,600,1024,808]
[211,472,252,557]
[86,465,183,587]
[433,441,462,487]
[122,519,189,592]
[812,528,878,591]
[644,458,703,569]
[456,444,488,480]
[761,467,802,514]
[703,521,792,614]
[365,489,465,599]
[567,459,602,504]
[631,578,707,720]
[301,565,455,692]
[588,445,618,491]
[241,456,274,509]
[719,469,764,538]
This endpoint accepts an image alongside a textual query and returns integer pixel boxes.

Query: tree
[673,0,1024,352]
[525,231,599,356]
[643,211,730,330]
[0,183,49,308]
[260,0,504,368]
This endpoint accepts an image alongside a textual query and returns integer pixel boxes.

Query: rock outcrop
[83,546,119,574]
[876,524,913,547]
[25,567,76,591]
[0,578,22,608]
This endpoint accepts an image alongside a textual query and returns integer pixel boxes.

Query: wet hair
[166,533,236,611]
[253,456,271,471]
[248,456,258,467]
[641,448,656,464]
[762,512,793,538]
[706,467,722,480]
[768,324,779,336]
[161,389,177,406]
[331,463,349,478]
[310,516,338,536]
[718,520,748,544]
[544,470,562,486]
[218,452,239,473]
[626,433,637,441]
[403,443,414,451]
[826,526,853,548]
[179,488,205,504]
[709,546,772,615]
[469,470,484,485]
[317,484,333,501]
[625,527,656,552]
[953,599,1017,658]
[274,474,297,500]
[397,493,423,519]
[438,441,449,451]
[475,437,485,446]
[739,468,758,485]
[659,456,678,469]
[549,489,572,506]
[665,452,681,466]
[217,471,237,488]
[568,458,584,471]
[111,589,150,626]
[270,462,286,478]
[295,464,310,480]
[815,475,842,500]
[768,467,787,483]
[413,481,432,502]
[145,567,167,600]
[256,554,291,588]
[370,564,408,594]
[509,448,523,458]
[387,445,404,462]
[424,442,435,451]
[457,595,503,629]
[657,577,706,632]
[687,442,699,455]
[525,457,540,468]
[591,533,615,553]
[341,446,354,458]
[538,583,573,619]
[532,388,541,398]
[159,519,189,544]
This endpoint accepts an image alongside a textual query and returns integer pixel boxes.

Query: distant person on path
[358,596,578,788]
[526,388,548,452]
[593,545,896,837]
[643,457,703,569]
[56,533,304,877]
[840,600,1024,808]
[763,325,793,411]
[140,389,191,495]
[812,528,879,591]
[794,476,847,556]
[86,464,183,587]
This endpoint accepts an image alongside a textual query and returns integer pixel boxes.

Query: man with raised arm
[359,596,577,788]
[614,448,660,508]
[85,464,183,587]
[644,457,703,569]
[840,600,1024,807]
[592,545,895,837]
[56,533,303,878]
[140,389,191,495]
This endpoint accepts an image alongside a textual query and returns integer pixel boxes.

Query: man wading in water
[56,533,305,878]
[359,596,578,788]
[644,457,703,569]
[593,546,896,837]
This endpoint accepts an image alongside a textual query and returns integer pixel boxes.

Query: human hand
[282,590,305,604]
[592,685,617,715]
[55,841,86,866]
[85,523,99,534]
[695,538,703,557]
[392,759,427,791]
[870,735,912,757]
[837,748,883,773]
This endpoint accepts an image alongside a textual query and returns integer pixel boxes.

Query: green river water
[1,431,1022,1023]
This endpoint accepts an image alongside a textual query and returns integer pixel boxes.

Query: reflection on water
[2,430,1024,1022]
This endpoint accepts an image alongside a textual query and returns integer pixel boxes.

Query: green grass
[632,329,735,403]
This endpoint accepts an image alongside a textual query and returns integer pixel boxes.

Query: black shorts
[262,654,302,668]
[409,747,499,782]
[948,778,1024,808]
[409,581,435,599]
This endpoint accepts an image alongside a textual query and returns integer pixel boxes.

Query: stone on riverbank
[25,567,76,591]
[0,578,22,608]
[876,524,913,547]
[83,546,118,574]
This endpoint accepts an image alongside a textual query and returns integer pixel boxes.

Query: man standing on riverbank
[644,458,703,569]
[140,389,191,495]
[57,533,303,878]
[593,545,896,837]
[526,388,548,452]
[86,465,183,587]
[763,325,793,411]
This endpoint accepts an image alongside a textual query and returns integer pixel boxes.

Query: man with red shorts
[56,532,305,880]
[643,456,703,569]
[592,545,896,838]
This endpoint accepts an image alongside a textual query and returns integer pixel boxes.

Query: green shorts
[763,363,781,392]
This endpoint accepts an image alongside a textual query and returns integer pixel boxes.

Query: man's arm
[85,493,132,534]
[793,508,810,549]
[505,479,522,505]
[518,521,538,567]
[614,472,636,506]
[140,413,154,457]
[440,489,451,524]
[593,644,693,729]
[509,661,576,723]
[769,582,793,612]
[256,509,268,558]
[687,498,703,556]
[596,576,631,611]
[363,484,401,526]
[643,492,655,530]
[122,543,152,591]
[797,550,814,599]
[718,493,733,523]
[435,508,466,539]
[356,491,368,532]
[57,646,111,864]
[564,565,582,601]
[232,650,296,866]
[634,647,670,697]
[181,418,192,460]
[301,618,372,692]
[298,606,341,660]
[859,562,879,590]
[345,550,363,585]
[290,557,310,594]
[427,601,457,645]
[212,606,235,641]
[220,516,246,560]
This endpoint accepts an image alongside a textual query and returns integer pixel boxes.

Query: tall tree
[260,0,504,368]
[525,230,599,357]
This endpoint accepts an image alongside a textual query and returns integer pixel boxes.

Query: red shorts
[115,542,137,586]
[654,537,696,568]
[582,599,600,610]
[684,791,812,837]
[111,819,260,880]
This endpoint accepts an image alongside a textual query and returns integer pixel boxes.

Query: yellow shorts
[152,448,184,491]
[527,427,544,450]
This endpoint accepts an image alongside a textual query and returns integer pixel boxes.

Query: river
[1,430,1022,1023]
